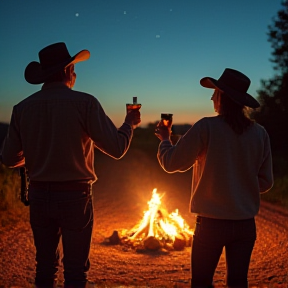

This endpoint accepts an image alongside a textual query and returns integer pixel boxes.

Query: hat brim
[25,49,90,84]
[200,77,260,109]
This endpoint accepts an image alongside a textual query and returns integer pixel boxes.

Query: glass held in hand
[126,96,141,113]
[161,113,173,127]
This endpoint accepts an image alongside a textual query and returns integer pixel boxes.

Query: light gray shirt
[1,82,133,182]
[158,116,274,220]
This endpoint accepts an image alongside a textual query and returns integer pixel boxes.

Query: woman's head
[201,68,260,109]
[212,89,254,134]
[211,89,222,114]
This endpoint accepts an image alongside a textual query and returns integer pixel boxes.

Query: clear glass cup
[161,113,173,126]
[126,103,142,113]
[126,96,141,113]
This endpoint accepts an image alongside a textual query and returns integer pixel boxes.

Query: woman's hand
[154,120,171,141]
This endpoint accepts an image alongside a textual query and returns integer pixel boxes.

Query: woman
[155,68,273,288]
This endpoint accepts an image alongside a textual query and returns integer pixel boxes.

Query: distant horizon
[0,117,195,128]
[0,88,217,127]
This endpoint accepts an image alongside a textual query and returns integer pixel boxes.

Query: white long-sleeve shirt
[1,82,133,182]
[158,116,274,220]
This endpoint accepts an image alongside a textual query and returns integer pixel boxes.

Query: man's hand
[154,120,171,141]
[125,108,141,129]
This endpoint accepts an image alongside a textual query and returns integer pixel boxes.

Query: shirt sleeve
[1,107,25,168]
[86,97,133,159]
[157,121,204,173]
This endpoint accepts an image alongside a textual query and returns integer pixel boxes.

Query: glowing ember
[107,188,194,251]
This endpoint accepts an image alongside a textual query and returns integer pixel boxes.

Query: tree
[268,0,288,74]
[254,0,288,174]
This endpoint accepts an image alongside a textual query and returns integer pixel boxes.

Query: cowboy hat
[24,42,90,84]
[200,68,260,108]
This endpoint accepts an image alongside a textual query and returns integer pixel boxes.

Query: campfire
[106,188,194,251]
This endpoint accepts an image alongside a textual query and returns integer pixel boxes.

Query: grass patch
[261,174,288,210]
[0,164,28,227]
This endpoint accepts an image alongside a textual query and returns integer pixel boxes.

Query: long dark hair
[219,93,254,134]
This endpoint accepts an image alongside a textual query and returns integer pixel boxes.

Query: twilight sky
[0,0,283,127]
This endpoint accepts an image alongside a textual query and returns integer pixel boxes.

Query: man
[1,42,141,287]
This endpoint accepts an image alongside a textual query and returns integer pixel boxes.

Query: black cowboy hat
[200,68,260,108]
[25,42,90,84]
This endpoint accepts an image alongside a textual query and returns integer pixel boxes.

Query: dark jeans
[191,216,256,288]
[28,182,94,288]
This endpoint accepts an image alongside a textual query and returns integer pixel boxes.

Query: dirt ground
[0,149,288,287]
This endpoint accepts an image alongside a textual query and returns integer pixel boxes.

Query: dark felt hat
[200,68,260,108]
[25,42,90,84]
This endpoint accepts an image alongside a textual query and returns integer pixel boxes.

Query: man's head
[45,64,76,88]
[25,42,89,86]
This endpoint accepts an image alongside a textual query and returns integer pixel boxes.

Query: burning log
[143,236,161,250]
[107,230,121,245]
[129,213,150,240]
[173,234,186,250]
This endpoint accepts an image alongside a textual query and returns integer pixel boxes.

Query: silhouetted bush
[0,164,28,226]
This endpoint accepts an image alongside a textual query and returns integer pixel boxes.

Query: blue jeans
[191,216,256,288]
[28,182,94,288]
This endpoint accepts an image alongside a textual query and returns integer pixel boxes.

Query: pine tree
[254,0,288,174]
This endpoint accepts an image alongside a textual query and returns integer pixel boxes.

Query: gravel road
[0,200,287,288]
[1,150,287,287]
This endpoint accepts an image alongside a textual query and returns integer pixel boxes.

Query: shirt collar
[41,82,70,91]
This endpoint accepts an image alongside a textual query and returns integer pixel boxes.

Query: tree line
[253,0,288,177]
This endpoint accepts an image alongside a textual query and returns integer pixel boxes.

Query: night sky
[0,0,283,127]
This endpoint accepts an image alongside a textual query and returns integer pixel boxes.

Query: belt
[29,180,92,192]
[196,216,254,223]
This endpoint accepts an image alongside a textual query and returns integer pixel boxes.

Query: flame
[130,188,162,240]
[127,188,193,250]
